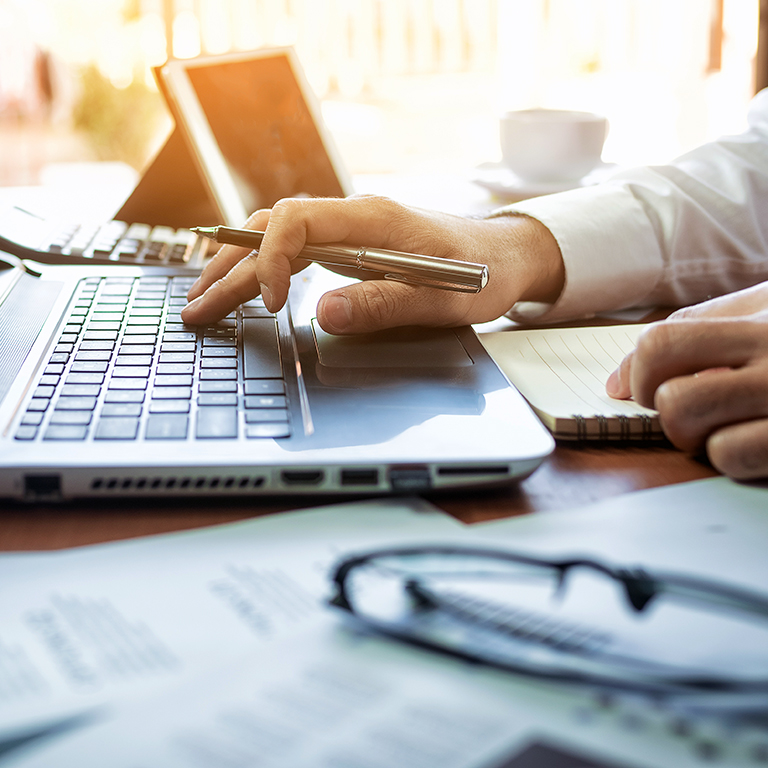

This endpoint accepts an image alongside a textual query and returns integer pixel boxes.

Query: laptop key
[69,361,109,373]
[198,381,237,393]
[104,390,145,403]
[75,350,112,361]
[101,403,142,417]
[108,378,147,390]
[145,413,189,440]
[202,347,237,358]
[148,400,190,413]
[200,370,237,381]
[15,425,38,440]
[65,373,105,386]
[158,352,195,364]
[245,395,287,409]
[244,410,289,423]
[245,423,291,439]
[151,386,192,400]
[54,396,97,411]
[43,424,89,440]
[198,393,238,407]
[156,363,194,375]
[95,417,139,440]
[242,318,282,379]
[154,374,193,387]
[196,407,238,439]
[244,380,285,396]
[49,411,93,425]
[60,384,101,397]
[112,366,151,378]
[79,340,115,351]
[119,345,155,355]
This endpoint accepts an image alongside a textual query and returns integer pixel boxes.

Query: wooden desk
[0,443,717,551]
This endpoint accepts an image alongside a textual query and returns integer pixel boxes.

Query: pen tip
[191,226,215,240]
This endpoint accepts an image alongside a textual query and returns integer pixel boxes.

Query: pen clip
[383,273,482,294]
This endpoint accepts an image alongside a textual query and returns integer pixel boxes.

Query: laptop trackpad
[312,320,473,368]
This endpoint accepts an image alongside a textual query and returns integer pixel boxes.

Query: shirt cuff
[492,183,664,324]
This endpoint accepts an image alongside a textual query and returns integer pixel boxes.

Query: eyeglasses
[328,545,768,698]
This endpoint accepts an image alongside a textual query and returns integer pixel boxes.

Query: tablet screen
[164,50,349,221]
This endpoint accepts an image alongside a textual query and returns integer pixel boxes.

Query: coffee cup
[499,109,608,182]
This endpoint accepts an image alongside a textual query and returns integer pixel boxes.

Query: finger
[629,319,766,408]
[605,349,635,399]
[706,417,768,480]
[253,196,462,311]
[668,282,768,321]
[653,364,768,453]
[182,250,262,325]
[187,209,271,301]
[317,280,471,335]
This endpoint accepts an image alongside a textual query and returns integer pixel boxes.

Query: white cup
[500,109,608,182]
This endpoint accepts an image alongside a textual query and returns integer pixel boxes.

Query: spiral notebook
[480,324,662,440]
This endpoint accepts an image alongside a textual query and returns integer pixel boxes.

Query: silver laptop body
[0,47,553,500]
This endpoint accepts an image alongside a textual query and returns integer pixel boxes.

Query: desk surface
[0,442,717,551]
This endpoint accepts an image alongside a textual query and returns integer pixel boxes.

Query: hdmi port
[281,470,324,486]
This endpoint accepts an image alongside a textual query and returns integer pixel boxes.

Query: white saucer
[471,162,618,201]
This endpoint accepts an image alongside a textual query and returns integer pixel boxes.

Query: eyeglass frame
[328,544,768,697]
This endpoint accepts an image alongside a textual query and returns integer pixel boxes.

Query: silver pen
[191,225,488,293]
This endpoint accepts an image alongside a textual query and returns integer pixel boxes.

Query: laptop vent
[89,476,265,493]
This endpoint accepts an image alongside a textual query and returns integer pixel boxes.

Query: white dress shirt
[500,89,768,324]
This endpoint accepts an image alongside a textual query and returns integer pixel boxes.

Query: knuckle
[215,260,259,304]
[355,282,400,325]
[654,380,704,452]
[634,321,671,361]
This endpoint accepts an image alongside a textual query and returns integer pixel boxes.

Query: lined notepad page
[480,325,659,438]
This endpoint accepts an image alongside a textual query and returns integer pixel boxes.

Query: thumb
[317,280,462,334]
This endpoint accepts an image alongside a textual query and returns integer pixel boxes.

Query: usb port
[340,468,379,486]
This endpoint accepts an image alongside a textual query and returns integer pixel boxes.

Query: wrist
[482,212,565,305]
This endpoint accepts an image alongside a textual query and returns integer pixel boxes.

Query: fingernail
[260,283,273,312]
[605,367,620,397]
[321,293,352,333]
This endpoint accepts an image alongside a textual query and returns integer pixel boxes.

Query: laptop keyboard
[14,276,291,442]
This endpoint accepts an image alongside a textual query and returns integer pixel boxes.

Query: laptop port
[24,474,62,500]
[388,467,431,492]
[437,465,510,477]
[281,470,324,486]
[340,468,379,486]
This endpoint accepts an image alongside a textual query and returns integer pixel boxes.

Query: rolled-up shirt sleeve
[494,89,768,324]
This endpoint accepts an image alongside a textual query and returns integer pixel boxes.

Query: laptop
[0,48,553,501]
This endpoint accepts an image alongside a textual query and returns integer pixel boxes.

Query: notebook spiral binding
[569,413,659,441]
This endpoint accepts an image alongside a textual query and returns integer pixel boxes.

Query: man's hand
[606,282,768,479]
[181,195,564,334]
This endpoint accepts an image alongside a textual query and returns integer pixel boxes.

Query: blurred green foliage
[72,64,165,169]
